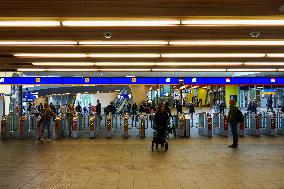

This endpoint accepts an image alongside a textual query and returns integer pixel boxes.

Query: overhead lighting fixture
[227,68,277,72]
[79,41,168,46]
[17,68,97,72]
[181,20,284,26]
[0,41,77,45]
[89,53,160,58]
[95,62,156,66]
[0,21,60,27]
[14,53,88,58]
[152,69,226,72]
[244,62,284,66]
[32,62,95,66]
[156,62,243,66]
[17,68,46,72]
[277,69,284,71]
[62,20,180,27]
[47,68,97,72]
[98,69,151,72]
[161,53,266,58]
[169,40,284,46]
[267,53,284,57]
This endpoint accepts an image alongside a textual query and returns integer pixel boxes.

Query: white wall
[0,72,15,116]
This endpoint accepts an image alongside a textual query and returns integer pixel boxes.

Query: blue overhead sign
[1,77,284,85]
[14,77,62,85]
[0,77,14,84]
[111,77,157,85]
[184,77,280,85]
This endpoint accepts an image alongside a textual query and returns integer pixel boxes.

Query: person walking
[227,99,244,148]
[40,103,56,142]
[96,100,102,122]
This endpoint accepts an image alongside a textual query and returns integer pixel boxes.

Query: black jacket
[154,111,169,129]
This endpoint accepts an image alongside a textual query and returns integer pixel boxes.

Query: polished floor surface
[0,136,284,189]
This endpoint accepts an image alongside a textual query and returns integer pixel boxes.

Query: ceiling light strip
[62,20,180,27]
[32,62,95,66]
[161,53,266,58]
[181,20,284,26]
[79,41,168,45]
[0,21,60,27]
[0,41,77,45]
[227,68,277,72]
[152,69,226,72]
[169,40,284,46]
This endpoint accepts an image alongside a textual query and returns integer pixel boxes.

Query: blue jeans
[43,120,51,139]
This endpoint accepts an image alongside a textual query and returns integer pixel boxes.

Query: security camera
[250,32,260,38]
[103,32,112,39]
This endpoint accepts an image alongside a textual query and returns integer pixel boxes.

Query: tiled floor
[0,136,284,189]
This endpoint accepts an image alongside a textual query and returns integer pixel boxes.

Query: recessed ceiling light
[89,53,160,58]
[169,40,284,46]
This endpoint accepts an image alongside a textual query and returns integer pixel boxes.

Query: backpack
[236,109,244,123]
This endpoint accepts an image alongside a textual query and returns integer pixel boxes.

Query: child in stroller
[151,103,169,151]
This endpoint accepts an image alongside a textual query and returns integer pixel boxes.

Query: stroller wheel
[165,143,168,151]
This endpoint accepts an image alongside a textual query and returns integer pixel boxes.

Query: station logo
[191,78,196,83]
[166,78,171,83]
[226,78,231,83]
[132,78,137,83]
[0,78,4,83]
[271,78,276,83]
[85,78,90,83]
[36,78,41,83]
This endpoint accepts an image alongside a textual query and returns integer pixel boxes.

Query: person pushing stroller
[152,103,169,151]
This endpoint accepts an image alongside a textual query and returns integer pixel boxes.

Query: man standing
[227,99,243,148]
[96,100,101,121]
[75,102,82,113]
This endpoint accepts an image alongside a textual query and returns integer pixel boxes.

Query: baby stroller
[151,125,168,151]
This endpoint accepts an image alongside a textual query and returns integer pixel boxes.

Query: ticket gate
[53,116,61,139]
[71,116,79,138]
[139,114,146,138]
[89,115,96,139]
[1,116,10,140]
[213,113,228,137]
[261,114,276,136]
[246,113,261,136]
[26,113,37,137]
[60,114,68,137]
[177,114,190,138]
[277,112,284,135]
[16,116,29,140]
[123,114,129,138]
[198,112,212,137]
[7,113,19,138]
[106,114,112,138]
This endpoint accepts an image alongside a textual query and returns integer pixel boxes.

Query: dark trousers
[230,122,238,146]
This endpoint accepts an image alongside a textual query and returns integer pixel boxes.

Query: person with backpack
[227,99,244,148]
[40,103,56,142]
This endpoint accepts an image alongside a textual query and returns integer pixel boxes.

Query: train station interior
[1,1,284,189]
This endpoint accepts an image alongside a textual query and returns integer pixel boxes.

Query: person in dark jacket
[75,102,82,113]
[165,102,172,117]
[96,100,102,120]
[176,100,183,114]
[154,103,169,131]
[227,99,239,148]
